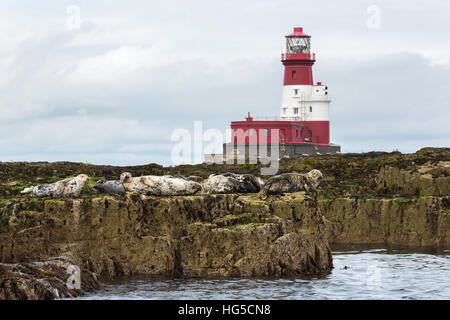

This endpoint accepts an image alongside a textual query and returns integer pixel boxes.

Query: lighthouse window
[287,36,311,54]
[283,108,287,114]
[292,70,296,80]
[263,129,269,136]
[310,106,312,112]
[294,89,298,95]
[293,108,299,114]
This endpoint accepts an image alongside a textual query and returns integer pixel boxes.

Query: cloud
[0,1,448,165]
[323,52,450,152]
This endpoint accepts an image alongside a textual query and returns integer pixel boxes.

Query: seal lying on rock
[21,174,89,198]
[202,173,264,194]
[120,172,202,196]
[93,179,125,194]
[258,169,323,199]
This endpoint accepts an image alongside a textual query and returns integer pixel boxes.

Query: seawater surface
[76,246,450,300]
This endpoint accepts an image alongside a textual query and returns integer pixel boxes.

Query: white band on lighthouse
[280,84,330,121]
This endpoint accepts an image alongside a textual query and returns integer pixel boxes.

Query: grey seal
[93,179,125,194]
[21,174,89,198]
[202,173,264,194]
[258,169,323,199]
[120,172,202,196]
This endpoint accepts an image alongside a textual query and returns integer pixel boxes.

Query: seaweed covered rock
[0,257,101,300]
[20,174,89,198]
[377,160,450,196]
[1,147,448,199]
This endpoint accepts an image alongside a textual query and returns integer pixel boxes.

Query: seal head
[120,172,133,183]
[307,169,323,189]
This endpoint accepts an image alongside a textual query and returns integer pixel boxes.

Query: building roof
[286,27,311,38]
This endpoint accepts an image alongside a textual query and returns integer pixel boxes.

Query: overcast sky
[0,0,449,165]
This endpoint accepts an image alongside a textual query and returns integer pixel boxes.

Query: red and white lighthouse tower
[279,27,330,145]
[221,27,340,160]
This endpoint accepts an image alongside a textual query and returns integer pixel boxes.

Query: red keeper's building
[223,27,340,160]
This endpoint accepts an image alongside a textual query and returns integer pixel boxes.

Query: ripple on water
[74,246,450,300]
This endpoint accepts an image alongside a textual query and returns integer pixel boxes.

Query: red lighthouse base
[229,114,331,145]
[220,115,340,161]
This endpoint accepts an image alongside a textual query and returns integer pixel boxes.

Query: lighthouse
[280,27,331,145]
[213,27,340,163]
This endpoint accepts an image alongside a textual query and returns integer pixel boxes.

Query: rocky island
[0,147,448,299]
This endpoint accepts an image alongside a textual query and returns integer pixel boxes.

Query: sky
[0,0,449,166]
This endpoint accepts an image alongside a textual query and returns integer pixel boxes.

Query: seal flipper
[21,187,33,194]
